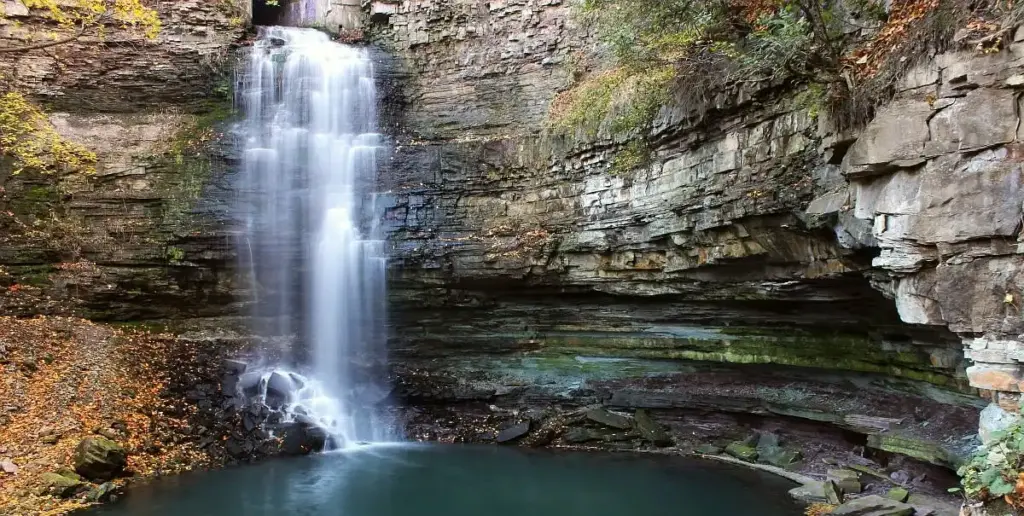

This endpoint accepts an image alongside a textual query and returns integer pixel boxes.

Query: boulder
[266,371,297,408]
[86,482,119,503]
[564,428,601,443]
[725,441,758,462]
[74,437,127,481]
[758,447,802,468]
[634,410,672,446]
[830,495,914,516]
[827,469,863,494]
[585,408,632,430]
[789,481,827,503]
[824,480,843,505]
[280,423,328,455]
[39,472,85,498]
[1,459,17,475]
[496,421,531,443]
[886,487,910,503]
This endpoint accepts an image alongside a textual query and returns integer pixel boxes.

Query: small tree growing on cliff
[0,0,160,53]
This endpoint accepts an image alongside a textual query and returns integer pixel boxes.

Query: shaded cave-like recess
[252,0,293,26]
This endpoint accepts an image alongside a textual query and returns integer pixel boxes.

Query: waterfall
[234,26,391,448]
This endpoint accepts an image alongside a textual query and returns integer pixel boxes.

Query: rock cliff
[1,0,1021,475]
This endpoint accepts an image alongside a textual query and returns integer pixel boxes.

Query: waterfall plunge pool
[85,444,802,515]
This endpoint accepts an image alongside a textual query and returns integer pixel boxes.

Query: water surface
[89,445,802,515]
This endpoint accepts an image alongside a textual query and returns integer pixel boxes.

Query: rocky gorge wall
[1,0,1021,478]
[367,0,1024,466]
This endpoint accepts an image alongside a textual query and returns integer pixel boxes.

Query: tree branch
[0,15,107,54]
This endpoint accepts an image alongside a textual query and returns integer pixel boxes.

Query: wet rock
[634,409,672,447]
[585,408,633,430]
[86,482,119,503]
[73,436,127,481]
[564,428,601,443]
[266,371,296,408]
[695,444,723,455]
[830,494,914,515]
[824,480,843,505]
[827,469,863,494]
[724,441,758,462]
[886,487,910,502]
[223,359,248,375]
[758,447,802,468]
[789,481,827,503]
[496,421,530,443]
[280,423,328,455]
[39,472,85,498]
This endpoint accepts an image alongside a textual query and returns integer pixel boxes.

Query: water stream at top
[234,26,390,448]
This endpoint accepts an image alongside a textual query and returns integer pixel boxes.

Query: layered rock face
[0,0,246,319]
[369,0,1021,461]
[2,0,1021,470]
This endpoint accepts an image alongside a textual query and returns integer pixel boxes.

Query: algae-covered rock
[585,408,633,430]
[725,441,758,462]
[886,487,909,502]
[86,482,119,503]
[74,436,127,481]
[39,472,85,498]
[824,480,843,505]
[758,447,803,468]
[830,494,913,515]
[634,409,672,446]
[827,469,863,494]
[788,481,827,503]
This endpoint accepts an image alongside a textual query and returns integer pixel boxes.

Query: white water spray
[236,26,390,448]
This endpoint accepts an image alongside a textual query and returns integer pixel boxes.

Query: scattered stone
[724,441,758,462]
[97,427,120,441]
[86,482,119,503]
[758,447,802,468]
[584,408,632,430]
[633,410,672,446]
[889,470,910,484]
[788,481,827,503]
[564,428,600,444]
[695,444,723,455]
[824,480,843,505]
[0,459,17,475]
[37,426,60,445]
[886,487,910,502]
[496,421,531,443]
[828,469,863,494]
[830,494,914,516]
[38,472,85,498]
[73,437,128,481]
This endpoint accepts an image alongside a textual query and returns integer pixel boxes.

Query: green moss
[532,328,967,390]
[165,246,185,264]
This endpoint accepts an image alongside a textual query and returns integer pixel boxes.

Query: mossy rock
[724,441,758,462]
[886,487,909,502]
[38,472,85,498]
[74,436,127,481]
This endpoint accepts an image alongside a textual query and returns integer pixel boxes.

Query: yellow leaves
[0,92,97,175]
[10,0,160,42]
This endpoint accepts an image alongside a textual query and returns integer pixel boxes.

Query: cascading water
[234,26,391,448]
